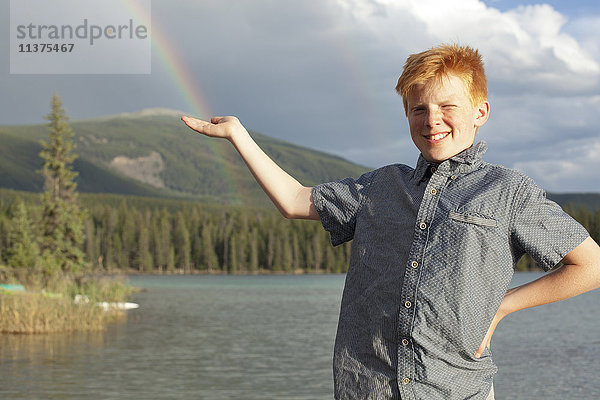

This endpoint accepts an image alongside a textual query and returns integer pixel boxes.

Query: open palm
[181,115,244,140]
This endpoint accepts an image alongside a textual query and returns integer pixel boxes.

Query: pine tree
[167,245,176,272]
[154,209,171,269]
[119,201,136,269]
[291,231,300,272]
[135,210,153,272]
[248,229,259,273]
[311,233,323,272]
[84,218,97,266]
[38,93,87,277]
[228,234,238,273]
[282,233,292,272]
[174,211,191,271]
[101,205,118,269]
[267,231,275,271]
[6,201,39,270]
[325,245,336,273]
[201,223,219,271]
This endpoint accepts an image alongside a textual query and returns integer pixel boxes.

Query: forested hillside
[0,109,369,207]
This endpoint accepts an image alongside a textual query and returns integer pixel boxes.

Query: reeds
[0,276,133,334]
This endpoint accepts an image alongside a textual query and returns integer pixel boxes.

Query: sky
[1,0,599,193]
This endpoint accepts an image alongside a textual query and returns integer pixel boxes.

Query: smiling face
[406,73,490,163]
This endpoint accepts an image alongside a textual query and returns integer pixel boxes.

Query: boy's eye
[442,104,457,109]
[412,107,426,114]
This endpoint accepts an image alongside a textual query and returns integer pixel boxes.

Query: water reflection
[0,331,106,364]
[1,274,598,400]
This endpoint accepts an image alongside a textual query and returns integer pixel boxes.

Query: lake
[1,273,599,399]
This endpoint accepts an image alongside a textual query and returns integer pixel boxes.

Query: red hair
[396,44,488,114]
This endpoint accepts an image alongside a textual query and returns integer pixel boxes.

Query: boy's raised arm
[181,115,319,220]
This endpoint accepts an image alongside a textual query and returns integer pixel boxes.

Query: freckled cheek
[409,124,421,138]
[408,118,423,135]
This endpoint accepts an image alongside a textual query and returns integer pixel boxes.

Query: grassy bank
[0,275,133,334]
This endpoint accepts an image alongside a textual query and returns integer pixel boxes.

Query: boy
[182,44,600,400]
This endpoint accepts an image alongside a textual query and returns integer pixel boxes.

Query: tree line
[1,192,599,275]
[0,197,352,274]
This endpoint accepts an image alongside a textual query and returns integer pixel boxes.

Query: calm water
[1,273,599,399]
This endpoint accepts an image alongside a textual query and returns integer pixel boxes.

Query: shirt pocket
[448,210,497,227]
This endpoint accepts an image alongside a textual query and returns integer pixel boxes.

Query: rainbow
[121,0,241,205]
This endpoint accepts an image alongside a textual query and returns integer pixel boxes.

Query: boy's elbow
[279,204,319,220]
[280,207,300,220]
[277,186,318,220]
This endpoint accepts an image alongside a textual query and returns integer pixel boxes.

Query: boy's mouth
[425,132,450,143]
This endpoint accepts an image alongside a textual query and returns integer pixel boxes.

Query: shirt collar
[412,141,487,184]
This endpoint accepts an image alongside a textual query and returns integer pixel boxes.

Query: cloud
[513,139,600,192]
[332,0,600,95]
[326,0,600,191]
[2,0,599,192]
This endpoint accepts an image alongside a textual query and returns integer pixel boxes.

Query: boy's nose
[426,109,443,127]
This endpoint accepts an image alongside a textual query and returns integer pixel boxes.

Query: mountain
[2,108,599,210]
[0,109,370,207]
[547,193,600,212]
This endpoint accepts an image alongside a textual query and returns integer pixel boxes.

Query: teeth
[429,132,448,141]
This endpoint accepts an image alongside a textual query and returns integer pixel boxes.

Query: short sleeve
[312,170,377,246]
[511,177,589,271]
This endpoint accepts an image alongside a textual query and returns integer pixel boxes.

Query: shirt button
[419,222,427,230]
[402,377,410,385]
[451,175,457,180]
[411,261,418,269]
[430,188,437,195]
[430,166,437,173]
[402,338,409,346]
[405,300,412,308]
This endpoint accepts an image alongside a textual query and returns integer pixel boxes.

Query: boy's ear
[474,101,490,128]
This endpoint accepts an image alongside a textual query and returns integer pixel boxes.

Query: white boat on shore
[97,301,139,311]
[74,294,139,311]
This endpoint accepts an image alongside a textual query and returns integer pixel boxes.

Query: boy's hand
[475,236,600,358]
[181,115,245,141]
[474,288,515,358]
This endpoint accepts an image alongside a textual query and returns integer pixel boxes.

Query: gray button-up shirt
[312,142,589,400]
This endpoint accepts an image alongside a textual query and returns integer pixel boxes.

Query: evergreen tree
[38,93,87,277]
[101,205,118,269]
[248,229,259,272]
[154,209,171,269]
[191,230,201,270]
[112,232,125,269]
[228,234,238,273]
[267,231,275,271]
[325,245,336,273]
[167,245,176,272]
[6,201,39,270]
[311,234,323,272]
[236,231,248,272]
[119,201,136,269]
[201,223,219,271]
[291,231,300,272]
[135,211,153,272]
[174,211,191,271]
[84,218,97,266]
[282,233,292,272]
